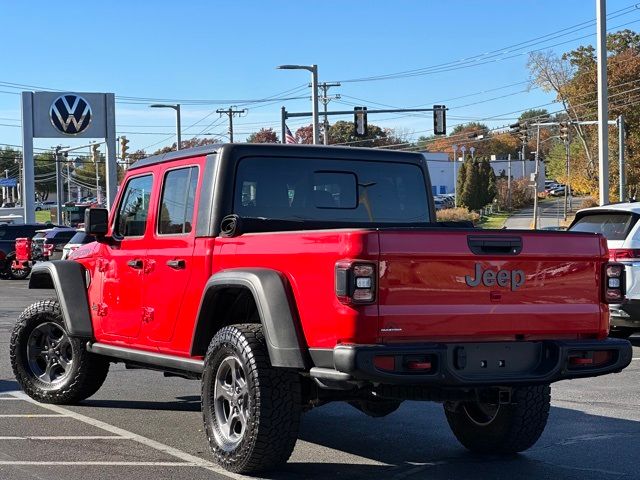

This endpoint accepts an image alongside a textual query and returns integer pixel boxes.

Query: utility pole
[507,154,512,210]
[91,143,101,205]
[532,124,540,229]
[54,146,63,224]
[216,107,247,143]
[596,0,609,205]
[318,82,340,145]
[618,115,625,201]
[452,145,458,207]
[66,155,71,203]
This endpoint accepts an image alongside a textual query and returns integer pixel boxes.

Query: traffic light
[120,136,130,160]
[559,122,570,142]
[90,143,99,163]
[433,105,446,135]
[354,107,367,137]
[509,122,529,144]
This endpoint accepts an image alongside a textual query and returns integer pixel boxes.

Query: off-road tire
[444,385,551,454]
[10,299,109,404]
[201,324,301,473]
[349,398,403,418]
[9,255,31,280]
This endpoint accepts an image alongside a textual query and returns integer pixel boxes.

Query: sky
[1,0,639,156]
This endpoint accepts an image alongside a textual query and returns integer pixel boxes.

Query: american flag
[285,125,297,144]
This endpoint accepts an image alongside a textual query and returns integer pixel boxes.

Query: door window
[157,166,198,235]
[115,175,153,237]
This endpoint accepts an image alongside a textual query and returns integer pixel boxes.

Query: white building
[421,152,544,196]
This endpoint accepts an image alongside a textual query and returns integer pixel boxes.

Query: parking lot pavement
[1,278,639,480]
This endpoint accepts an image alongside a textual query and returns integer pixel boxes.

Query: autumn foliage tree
[246,128,278,143]
[528,29,640,199]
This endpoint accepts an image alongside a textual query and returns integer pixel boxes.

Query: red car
[11,144,632,474]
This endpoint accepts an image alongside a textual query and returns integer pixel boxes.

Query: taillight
[43,244,54,257]
[603,262,625,303]
[335,261,376,304]
[609,249,640,261]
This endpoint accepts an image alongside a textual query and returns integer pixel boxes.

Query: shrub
[495,177,533,210]
[437,208,481,224]
[580,197,599,209]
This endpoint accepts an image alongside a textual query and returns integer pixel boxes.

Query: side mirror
[84,208,109,238]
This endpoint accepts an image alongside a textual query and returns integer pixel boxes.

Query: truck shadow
[264,401,640,480]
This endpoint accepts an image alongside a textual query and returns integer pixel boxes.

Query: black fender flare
[191,268,308,369]
[29,261,93,338]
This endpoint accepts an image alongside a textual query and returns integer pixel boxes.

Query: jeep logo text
[465,263,525,291]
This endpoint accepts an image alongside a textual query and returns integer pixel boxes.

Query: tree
[246,128,278,144]
[294,125,314,145]
[153,137,220,155]
[460,160,483,210]
[456,159,467,202]
[527,30,640,198]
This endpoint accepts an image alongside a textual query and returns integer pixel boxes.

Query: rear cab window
[157,166,199,235]
[234,157,430,224]
[569,212,639,241]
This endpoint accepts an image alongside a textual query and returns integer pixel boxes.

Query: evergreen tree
[461,159,482,210]
[456,159,467,204]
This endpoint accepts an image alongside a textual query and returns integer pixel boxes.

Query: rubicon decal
[465,263,525,291]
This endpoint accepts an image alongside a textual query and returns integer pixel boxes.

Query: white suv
[569,202,640,338]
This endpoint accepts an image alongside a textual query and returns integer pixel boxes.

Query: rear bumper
[314,339,632,387]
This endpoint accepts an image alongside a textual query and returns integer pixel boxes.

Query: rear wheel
[444,385,550,454]
[201,324,301,473]
[10,299,110,404]
[9,256,31,280]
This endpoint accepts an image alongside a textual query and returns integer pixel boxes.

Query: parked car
[0,223,50,279]
[35,201,56,211]
[569,202,640,337]
[61,230,95,260]
[548,186,567,196]
[38,227,77,260]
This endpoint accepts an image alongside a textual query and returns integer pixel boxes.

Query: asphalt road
[504,195,581,230]
[0,279,639,480]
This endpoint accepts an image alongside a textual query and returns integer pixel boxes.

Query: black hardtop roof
[128,143,426,171]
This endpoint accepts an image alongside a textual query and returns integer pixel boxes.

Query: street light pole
[277,64,320,145]
[452,145,458,207]
[150,104,182,150]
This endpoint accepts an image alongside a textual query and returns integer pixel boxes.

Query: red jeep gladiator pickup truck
[10,143,632,473]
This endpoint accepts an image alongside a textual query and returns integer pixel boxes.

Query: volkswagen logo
[50,94,92,135]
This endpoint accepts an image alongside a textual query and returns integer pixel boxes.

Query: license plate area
[447,342,544,377]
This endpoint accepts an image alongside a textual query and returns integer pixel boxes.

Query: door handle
[166,259,186,270]
[127,259,144,269]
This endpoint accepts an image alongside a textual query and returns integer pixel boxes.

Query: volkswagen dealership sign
[49,94,93,135]
[21,91,117,222]
[30,92,107,139]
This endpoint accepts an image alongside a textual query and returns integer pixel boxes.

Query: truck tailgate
[377,230,609,340]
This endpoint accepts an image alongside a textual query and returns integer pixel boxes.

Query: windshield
[569,212,638,241]
[234,157,430,224]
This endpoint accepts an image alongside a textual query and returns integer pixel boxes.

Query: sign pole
[21,92,36,223]
[104,93,118,210]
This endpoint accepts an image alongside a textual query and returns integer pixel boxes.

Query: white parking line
[0,436,126,440]
[632,358,640,361]
[6,391,248,479]
[0,414,68,418]
[0,461,201,466]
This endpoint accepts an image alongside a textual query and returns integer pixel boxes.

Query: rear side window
[158,166,198,235]
[234,157,430,223]
[570,213,638,241]
[115,175,153,237]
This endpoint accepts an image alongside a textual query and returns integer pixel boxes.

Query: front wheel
[201,324,301,474]
[10,299,110,404]
[444,385,550,454]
